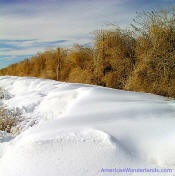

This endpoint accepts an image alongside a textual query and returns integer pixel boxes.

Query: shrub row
[1,8,175,98]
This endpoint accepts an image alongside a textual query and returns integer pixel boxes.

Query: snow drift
[0,76,175,176]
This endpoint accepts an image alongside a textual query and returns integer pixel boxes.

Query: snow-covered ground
[0,76,175,176]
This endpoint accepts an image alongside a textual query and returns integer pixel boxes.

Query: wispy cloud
[0,39,69,58]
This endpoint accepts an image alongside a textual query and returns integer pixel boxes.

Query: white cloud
[0,0,138,63]
[1,0,134,41]
[0,47,44,56]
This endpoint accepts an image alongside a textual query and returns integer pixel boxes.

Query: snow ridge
[0,76,175,176]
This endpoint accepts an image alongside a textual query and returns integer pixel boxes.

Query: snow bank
[0,76,175,176]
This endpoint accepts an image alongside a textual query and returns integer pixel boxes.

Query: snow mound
[0,128,136,176]
[0,131,13,159]
[0,76,175,176]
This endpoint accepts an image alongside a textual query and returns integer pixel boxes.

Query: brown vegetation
[1,7,175,98]
[0,88,23,133]
[125,8,175,97]
[0,106,22,133]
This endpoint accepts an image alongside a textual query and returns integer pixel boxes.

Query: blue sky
[0,0,174,69]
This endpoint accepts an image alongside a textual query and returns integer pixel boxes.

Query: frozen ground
[0,76,175,176]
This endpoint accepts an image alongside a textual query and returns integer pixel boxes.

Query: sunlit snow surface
[0,76,175,176]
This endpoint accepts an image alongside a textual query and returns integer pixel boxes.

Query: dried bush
[94,29,136,88]
[0,88,24,134]
[0,106,23,133]
[125,7,175,97]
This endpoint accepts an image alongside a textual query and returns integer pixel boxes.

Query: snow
[0,76,175,176]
